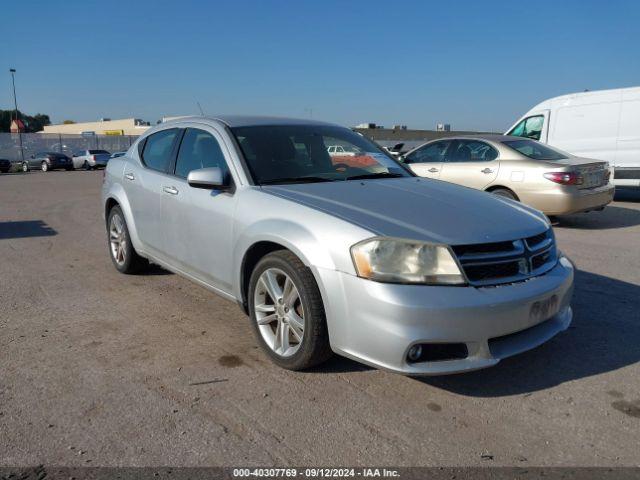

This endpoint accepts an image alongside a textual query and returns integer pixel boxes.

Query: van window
[508,115,544,140]
[141,128,179,172]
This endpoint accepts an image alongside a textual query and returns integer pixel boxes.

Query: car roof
[163,115,340,128]
[434,134,519,143]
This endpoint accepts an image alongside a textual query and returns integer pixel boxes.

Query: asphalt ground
[1,170,639,467]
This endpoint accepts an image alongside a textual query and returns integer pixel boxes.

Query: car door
[438,139,500,189]
[31,153,43,168]
[124,128,180,259]
[160,126,237,293]
[404,140,451,179]
[72,151,84,169]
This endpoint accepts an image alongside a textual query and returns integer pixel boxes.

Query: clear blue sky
[3,0,639,131]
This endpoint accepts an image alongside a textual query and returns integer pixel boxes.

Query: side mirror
[30,154,35,159]
[187,167,229,190]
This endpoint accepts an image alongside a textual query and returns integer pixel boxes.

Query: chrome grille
[452,229,557,287]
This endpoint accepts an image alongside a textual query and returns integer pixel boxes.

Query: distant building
[42,118,151,136]
[436,123,451,132]
[10,119,25,133]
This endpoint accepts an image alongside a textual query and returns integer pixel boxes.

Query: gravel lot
[1,171,639,467]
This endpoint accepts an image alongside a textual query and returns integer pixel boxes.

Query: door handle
[481,168,494,174]
[163,186,179,195]
[428,167,439,173]
[124,172,135,181]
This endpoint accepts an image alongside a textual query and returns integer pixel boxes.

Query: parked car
[506,86,640,187]
[72,149,111,170]
[110,151,127,159]
[382,142,405,158]
[22,151,74,172]
[402,135,614,216]
[0,158,11,173]
[102,116,574,375]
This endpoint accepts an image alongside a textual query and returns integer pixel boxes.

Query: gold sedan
[402,135,615,215]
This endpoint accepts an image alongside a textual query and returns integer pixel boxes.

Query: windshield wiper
[345,172,405,181]
[260,176,336,185]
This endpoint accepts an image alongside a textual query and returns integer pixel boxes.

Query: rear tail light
[543,171,583,185]
[92,155,96,161]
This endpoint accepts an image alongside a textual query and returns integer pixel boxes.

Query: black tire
[0,169,8,174]
[22,162,29,173]
[84,161,92,171]
[491,188,518,201]
[248,250,332,370]
[65,167,74,171]
[107,205,149,274]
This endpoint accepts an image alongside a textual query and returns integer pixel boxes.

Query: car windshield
[502,139,567,161]
[231,125,412,185]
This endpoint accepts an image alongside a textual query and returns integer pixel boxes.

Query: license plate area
[529,295,559,323]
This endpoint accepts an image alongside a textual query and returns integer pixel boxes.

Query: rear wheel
[41,161,49,172]
[248,250,332,370]
[491,188,518,201]
[22,162,29,172]
[107,205,148,274]
[84,161,92,171]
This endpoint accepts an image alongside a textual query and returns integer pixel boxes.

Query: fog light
[407,345,423,362]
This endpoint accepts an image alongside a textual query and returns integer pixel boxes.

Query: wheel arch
[235,224,336,315]
[485,185,520,201]
[103,184,143,252]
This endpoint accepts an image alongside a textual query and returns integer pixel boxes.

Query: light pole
[9,68,25,164]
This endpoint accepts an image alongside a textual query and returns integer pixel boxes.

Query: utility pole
[9,68,25,164]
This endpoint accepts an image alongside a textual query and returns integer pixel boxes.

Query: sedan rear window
[89,150,110,154]
[502,139,567,161]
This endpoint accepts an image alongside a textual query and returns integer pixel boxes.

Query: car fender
[233,219,337,301]
[103,180,144,253]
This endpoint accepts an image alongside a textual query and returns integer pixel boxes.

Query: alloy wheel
[253,268,305,357]
[109,213,127,267]
[42,162,48,172]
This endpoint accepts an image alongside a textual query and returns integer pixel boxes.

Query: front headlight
[350,237,466,285]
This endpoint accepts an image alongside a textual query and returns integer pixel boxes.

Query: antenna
[196,101,205,116]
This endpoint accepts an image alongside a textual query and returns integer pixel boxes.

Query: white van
[505,86,640,187]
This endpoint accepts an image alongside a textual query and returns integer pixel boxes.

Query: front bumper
[316,256,574,375]
[521,183,615,215]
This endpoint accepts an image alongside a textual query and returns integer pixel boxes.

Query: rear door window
[446,140,498,162]
[141,128,179,172]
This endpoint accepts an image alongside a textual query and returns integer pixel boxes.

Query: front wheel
[248,250,332,370]
[107,206,148,274]
[41,161,49,172]
[22,162,29,172]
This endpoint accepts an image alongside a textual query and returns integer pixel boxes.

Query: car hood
[262,178,549,245]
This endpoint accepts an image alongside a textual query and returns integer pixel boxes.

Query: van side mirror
[187,167,229,190]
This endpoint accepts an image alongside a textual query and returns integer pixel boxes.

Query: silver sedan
[102,116,574,375]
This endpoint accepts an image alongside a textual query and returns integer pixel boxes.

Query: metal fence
[0,132,140,162]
